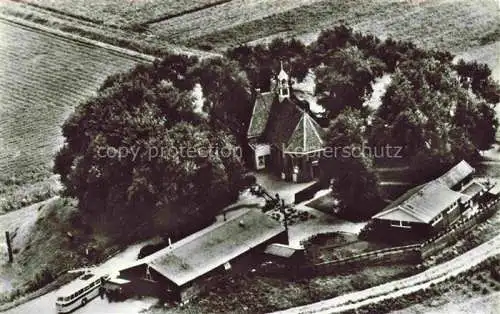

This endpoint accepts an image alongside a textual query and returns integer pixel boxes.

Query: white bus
[55,273,106,313]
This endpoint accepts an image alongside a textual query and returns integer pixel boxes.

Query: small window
[257,155,265,168]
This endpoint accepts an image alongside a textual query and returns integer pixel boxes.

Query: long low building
[372,160,491,237]
[116,209,287,303]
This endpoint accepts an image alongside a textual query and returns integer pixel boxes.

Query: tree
[226,37,309,90]
[372,57,496,182]
[320,109,382,219]
[455,59,500,104]
[315,45,385,118]
[54,56,245,239]
[454,100,498,151]
[191,57,252,136]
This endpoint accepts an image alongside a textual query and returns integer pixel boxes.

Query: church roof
[257,96,324,153]
[285,113,324,153]
[247,92,274,138]
[263,97,303,147]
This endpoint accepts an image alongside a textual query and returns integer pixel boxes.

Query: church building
[246,63,325,183]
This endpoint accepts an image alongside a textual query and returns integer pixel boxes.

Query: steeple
[277,61,290,102]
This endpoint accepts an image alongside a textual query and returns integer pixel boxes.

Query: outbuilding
[117,209,287,303]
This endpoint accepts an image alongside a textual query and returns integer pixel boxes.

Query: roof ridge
[303,113,324,147]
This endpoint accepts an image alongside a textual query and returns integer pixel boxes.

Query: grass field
[187,0,499,53]
[6,1,499,73]
[21,0,228,26]
[0,19,140,210]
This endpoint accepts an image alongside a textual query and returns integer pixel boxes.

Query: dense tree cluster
[320,109,382,218]
[372,58,498,181]
[227,24,499,216]
[55,54,249,238]
[56,23,500,230]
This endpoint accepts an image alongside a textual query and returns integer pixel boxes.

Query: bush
[27,268,54,293]
[472,283,481,292]
[138,241,167,259]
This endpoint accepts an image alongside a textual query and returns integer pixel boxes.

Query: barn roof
[146,209,285,286]
[373,181,466,223]
[373,161,475,224]
[437,160,474,188]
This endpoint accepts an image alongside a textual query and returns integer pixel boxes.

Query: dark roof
[263,97,303,146]
[146,209,285,286]
[437,160,474,188]
[257,95,324,153]
[247,92,274,138]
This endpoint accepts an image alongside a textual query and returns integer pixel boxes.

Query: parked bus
[55,273,106,313]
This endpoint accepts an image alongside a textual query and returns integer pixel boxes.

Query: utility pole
[5,231,13,263]
[280,199,290,245]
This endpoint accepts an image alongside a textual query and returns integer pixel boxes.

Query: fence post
[5,231,13,263]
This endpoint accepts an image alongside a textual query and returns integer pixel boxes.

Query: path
[273,234,500,314]
[3,239,157,314]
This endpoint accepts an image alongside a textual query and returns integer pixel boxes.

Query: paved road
[273,234,500,314]
[3,241,156,314]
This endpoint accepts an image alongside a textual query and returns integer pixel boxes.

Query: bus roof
[56,274,101,297]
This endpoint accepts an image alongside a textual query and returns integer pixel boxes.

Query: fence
[420,197,499,258]
[262,196,499,277]
[304,244,422,275]
[259,243,421,277]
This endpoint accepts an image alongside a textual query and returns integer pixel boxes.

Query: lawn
[0,19,140,211]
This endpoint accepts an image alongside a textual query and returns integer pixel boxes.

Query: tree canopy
[55,54,247,239]
[320,109,382,219]
[226,24,499,214]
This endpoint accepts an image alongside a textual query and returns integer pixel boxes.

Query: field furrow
[0,19,139,184]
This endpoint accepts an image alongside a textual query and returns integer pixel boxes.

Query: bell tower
[276,61,290,102]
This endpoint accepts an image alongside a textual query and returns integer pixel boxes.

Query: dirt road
[273,234,500,314]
